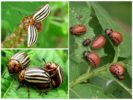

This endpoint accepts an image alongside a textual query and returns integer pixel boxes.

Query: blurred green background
[99,2,131,33]
[1,50,68,98]
[2,2,68,48]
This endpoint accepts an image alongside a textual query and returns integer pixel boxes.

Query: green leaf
[91,3,131,58]
[69,60,80,82]
[70,84,113,98]
[104,80,131,98]
[119,34,131,58]
[123,58,131,77]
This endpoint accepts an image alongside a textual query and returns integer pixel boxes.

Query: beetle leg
[25,85,30,98]
[40,90,47,95]
[38,89,50,96]
[43,90,48,95]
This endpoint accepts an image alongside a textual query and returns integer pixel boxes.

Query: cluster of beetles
[8,52,64,97]
[70,24,125,80]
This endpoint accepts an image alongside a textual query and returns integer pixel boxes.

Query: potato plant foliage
[69,2,131,98]
[1,50,68,98]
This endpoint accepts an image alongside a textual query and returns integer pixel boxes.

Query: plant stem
[114,78,132,95]
[113,47,119,63]
[2,24,27,48]
[70,63,132,96]
[70,64,109,88]
[69,88,81,98]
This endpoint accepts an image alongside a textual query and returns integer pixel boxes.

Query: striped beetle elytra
[8,52,30,74]
[22,4,50,47]
[43,59,64,88]
[19,67,52,90]
[51,66,64,88]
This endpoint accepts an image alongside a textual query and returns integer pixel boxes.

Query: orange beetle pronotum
[22,4,50,47]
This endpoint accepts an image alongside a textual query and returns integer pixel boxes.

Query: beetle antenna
[18,11,24,18]
[42,58,46,64]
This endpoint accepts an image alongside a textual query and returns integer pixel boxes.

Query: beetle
[18,67,52,97]
[109,63,125,80]
[105,29,123,46]
[91,35,106,49]
[8,52,30,74]
[22,4,50,47]
[83,51,100,67]
[83,38,91,46]
[43,59,64,88]
[70,24,87,35]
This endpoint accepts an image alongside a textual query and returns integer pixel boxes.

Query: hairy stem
[2,24,27,48]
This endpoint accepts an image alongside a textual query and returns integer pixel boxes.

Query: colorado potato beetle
[83,38,91,46]
[91,35,106,49]
[43,59,64,88]
[109,63,125,80]
[105,29,123,46]
[70,24,87,35]
[8,52,30,74]
[22,4,50,47]
[19,67,51,88]
[18,67,52,97]
[83,51,100,67]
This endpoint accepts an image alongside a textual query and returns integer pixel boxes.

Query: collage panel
[1,49,68,98]
[2,1,68,48]
[69,1,132,99]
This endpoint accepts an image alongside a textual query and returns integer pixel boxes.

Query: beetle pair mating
[8,52,64,97]
[22,4,50,47]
